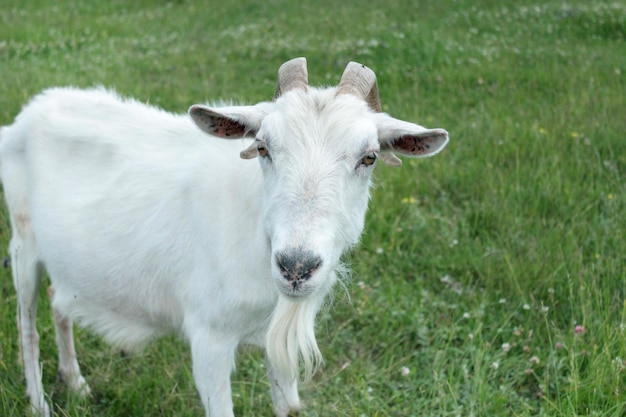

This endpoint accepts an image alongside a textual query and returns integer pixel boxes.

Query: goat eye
[359,153,377,168]
[257,145,269,157]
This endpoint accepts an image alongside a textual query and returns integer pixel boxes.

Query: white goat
[0,58,448,417]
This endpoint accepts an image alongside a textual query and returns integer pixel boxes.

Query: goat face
[189,58,449,300]
[258,91,379,298]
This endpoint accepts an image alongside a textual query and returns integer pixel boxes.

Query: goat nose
[276,250,323,283]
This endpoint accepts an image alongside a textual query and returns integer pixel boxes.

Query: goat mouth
[277,282,315,300]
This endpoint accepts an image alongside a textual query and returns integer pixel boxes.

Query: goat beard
[265,265,349,381]
[265,294,324,382]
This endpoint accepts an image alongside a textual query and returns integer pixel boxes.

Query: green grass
[1,0,625,416]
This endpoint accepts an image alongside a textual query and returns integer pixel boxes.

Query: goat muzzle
[275,249,322,289]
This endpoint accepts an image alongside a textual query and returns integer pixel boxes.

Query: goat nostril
[276,250,322,282]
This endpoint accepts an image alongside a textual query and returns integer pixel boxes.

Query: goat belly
[50,283,175,351]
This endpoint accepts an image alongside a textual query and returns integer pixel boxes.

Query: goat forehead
[262,89,377,150]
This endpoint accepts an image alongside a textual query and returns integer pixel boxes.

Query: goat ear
[376,114,449,165]
[188,104,270,139]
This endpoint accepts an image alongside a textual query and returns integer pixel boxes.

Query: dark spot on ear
[395,135,432,154]
[210,118,246,137]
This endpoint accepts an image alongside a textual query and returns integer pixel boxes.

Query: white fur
[1,71,448,417]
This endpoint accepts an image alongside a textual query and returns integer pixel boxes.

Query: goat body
[0,59,448,417]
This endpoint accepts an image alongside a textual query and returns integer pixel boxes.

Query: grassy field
[1,0,625,416]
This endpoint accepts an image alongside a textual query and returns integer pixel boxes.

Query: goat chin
[266,294,325,381]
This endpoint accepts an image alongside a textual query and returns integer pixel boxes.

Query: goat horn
[336,61,381,112]
[274,57,308,99]
[338,62,402,166]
